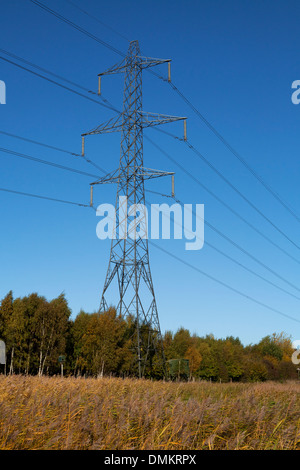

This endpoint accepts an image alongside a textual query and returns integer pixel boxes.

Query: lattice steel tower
[82,40,186,378]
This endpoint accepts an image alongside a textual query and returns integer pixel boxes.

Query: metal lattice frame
[82,40,186,378]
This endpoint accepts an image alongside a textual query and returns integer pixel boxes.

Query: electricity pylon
[82,40,186,378]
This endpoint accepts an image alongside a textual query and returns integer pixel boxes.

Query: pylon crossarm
[82,110,185,137]
[91,168,119,186]
[82,113,123,136]
[137,56,171,69]
[139,167,174,180]
[141,111,186,128]
[91,167,174,187]
[98,58,127,76]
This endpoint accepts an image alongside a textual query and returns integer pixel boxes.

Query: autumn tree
[172,327,192,358]
[0,291,13,341]
[34,293,71,376]
[73,308,128,377]
[0,292,71,375]
[185,345,202,379]
[0,290,297,382]
[7,294,41,374]
[71,310,92,375]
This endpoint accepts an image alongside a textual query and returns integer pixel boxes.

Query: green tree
[163,330,176,360]
[172,327,192,358]
[75,308,127,377]
[241,355,268,382]
[256,335,284,361]
[0,291,13,341]
[71,310,91,375]
[185,345,202,379]
[197,340,219,381]
[7,294,37,374]
[34,293,71,376]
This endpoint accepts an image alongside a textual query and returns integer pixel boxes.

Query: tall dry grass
[0,375,299,450]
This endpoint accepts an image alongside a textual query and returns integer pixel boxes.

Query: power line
[145,135,300,266]
[31,0,300,228]
[3,132,297,300]
[3,137,297,321]
[145,194,300,296]
[172,197,300,295]
[167,82,300,224]
[30,0,170,82]
[191,201,300,293]
[0,48,94,95]
[0,186,91,208]
[3,133,298,298]
[0,129,81,157]
[4,129,297,300]
[144,197,300,301]
[2,46,296,267]
[27,1,300,251]
[2,59,297,296]
[148,128,300,252]
[1,181,298,324]
[1,143,298,318]
[60,0,299,232]
[30,0,126,58]
[0,47,119,112]
[0,146,100,179]
[0,47,117,176]
[185,140,300,251]
[149,240,300,324]
[5,127,298,296]
[64,0,130,42]
[144,162,300,294]
[0,54,117,112]
[94,175,300,297]
[10,2,300,323]
[0,130,107,175]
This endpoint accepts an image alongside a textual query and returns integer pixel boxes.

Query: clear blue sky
[1,0,300,346]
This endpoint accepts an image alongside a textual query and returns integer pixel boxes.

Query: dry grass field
[0,375,299,450]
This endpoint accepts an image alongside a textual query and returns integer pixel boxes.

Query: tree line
[0,291,298,381]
